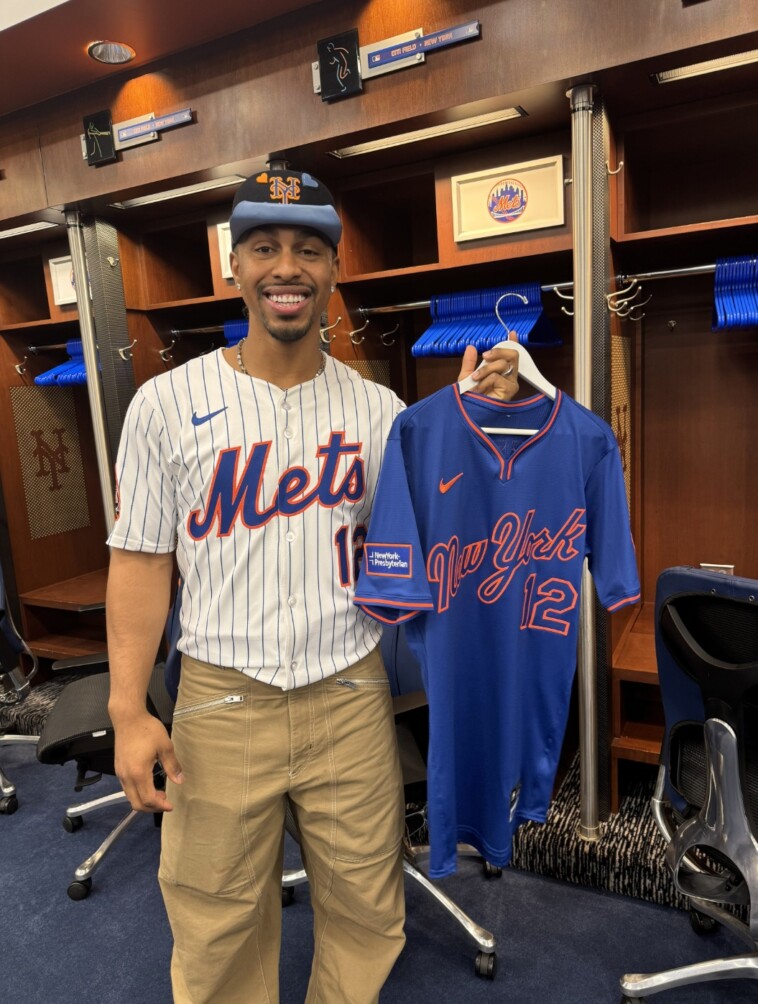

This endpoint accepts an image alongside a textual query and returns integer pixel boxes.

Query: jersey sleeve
[585,446,640,611]
[354,426,435,624]
[107,387,177,553]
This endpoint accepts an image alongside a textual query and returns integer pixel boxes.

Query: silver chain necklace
[236,338,326,381]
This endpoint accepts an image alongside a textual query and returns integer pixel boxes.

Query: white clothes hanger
[457,291,556,435]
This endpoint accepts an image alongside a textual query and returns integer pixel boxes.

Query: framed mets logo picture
[450,155,564,242]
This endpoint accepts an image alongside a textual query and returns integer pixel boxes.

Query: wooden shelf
[610,602,661,809]
[0,316,78,332]
[339,262,444,284]
[618,214,758,244]
[611,728,663,761]
[29,634,108,660]
[142,294,238,311]
[612,602,656,678]
[20,567,107,611]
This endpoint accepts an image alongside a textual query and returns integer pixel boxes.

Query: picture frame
[451,155,565,243]
[49,256,78,306]
[216,222,233,279]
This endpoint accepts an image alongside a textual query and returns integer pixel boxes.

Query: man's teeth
[268,293,306,304]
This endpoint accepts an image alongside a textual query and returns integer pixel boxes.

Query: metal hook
[118,339,137,361]
[347,315,370,346]
[608,286,643,313]
[626,309,646,322]
[14,356,27,375]
[607,278,637,301]
[494,291,529,331]
[611,286,651,317]
[606,279,639,312]
[617,292,653,320]
[379,322,400,347]
[159,337,177,362]
[620,292,652,315]
[320,315,342,345]
[560,305,575,317]
[552,286,574,301]
[606,159,624,176]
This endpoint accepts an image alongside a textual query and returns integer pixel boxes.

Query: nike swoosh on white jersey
[191,406,228,426]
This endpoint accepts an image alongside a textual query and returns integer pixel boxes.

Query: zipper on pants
[173,694,245,718]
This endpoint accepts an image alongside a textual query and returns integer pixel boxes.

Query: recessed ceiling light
[328,107,527,158]
[652,48,758,83]
[87,40,137,65]
[0,221,60,240]
[109,175,246,210]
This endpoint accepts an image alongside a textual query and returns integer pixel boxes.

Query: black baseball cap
[229,170,342,248]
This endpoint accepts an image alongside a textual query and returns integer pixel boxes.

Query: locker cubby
[617,91,758,237]
[339,170,439,278]
[0,256,51,326]
[134,219,215,307]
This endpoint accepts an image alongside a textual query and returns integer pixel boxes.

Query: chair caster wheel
[0,794,18,814]
[63,814,83,832]
[475,951,496,979]
[282,886,295,907]
[67,878,92,901]
[689,907,718,934]
[483,861,502,878]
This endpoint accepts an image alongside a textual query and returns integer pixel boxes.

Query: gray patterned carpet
[511,756,687,910]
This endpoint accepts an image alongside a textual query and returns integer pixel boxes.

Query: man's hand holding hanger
[456,331,520,402]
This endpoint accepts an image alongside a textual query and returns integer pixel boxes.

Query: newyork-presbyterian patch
[365,543,412,578]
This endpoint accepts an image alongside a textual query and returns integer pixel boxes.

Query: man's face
[231,225,338,345]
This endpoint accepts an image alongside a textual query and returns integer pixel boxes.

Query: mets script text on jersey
[427,507,587,632]
[187,432,365,539]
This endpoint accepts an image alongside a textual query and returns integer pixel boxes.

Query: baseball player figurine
[105,167,519,1004]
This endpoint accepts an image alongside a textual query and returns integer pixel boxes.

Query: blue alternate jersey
[354,384,640,878]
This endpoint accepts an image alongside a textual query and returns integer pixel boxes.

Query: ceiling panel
[0,0,322,120]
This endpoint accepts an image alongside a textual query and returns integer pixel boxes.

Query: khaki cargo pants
[158,646,406,1003]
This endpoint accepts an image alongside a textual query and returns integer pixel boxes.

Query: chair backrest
[655,565,758,822]
[36,661,172,774]
[655,567,758,922]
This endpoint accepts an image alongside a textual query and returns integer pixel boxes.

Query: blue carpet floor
[1,743,757,1004]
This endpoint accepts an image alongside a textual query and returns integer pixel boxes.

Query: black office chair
[0,563,40,814]
[35,659,174,899]
[620,565,758,1001]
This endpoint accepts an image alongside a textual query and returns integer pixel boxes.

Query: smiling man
[105,167,519,1004]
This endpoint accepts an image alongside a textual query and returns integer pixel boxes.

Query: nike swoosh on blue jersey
[191,406,228,426]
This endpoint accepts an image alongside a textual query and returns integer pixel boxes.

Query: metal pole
[65,210,116,535]
[358,283,577,317]
[567,83,601,841]
[621,264,716,283]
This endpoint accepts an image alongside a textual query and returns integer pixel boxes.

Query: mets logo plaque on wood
[487,178,528,224]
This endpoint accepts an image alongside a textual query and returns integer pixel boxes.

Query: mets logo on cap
[487,177,528,224]
[256,172,301,204]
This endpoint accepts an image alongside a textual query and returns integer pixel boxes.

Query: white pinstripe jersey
[108,348,404,689]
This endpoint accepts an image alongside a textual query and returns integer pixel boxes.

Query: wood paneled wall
[2,0,757,220]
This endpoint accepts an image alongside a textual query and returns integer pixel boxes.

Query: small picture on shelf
[49,256,78,305]
[217,223,233,280]
[451,155,564,242]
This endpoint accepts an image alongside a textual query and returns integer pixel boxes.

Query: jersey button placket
[279,390,297,687]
